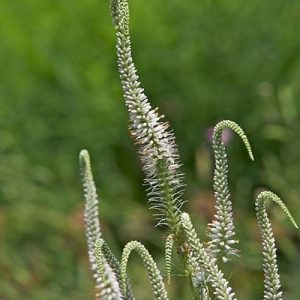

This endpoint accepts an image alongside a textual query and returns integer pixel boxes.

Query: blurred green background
[0,0,300,299]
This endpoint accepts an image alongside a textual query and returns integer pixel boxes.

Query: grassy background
[0,0,300,299]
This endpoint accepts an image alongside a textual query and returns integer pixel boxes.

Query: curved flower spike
[207,120,254,262]
[109,0,184,232]
[101,240,136,300]
[121,241,169,300]
[94,239,123,300]
[255,191,298,300]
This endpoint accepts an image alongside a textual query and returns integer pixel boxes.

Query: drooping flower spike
[255,191,298,300]
[208,120,254,262]
[120,241,169,300]
[94,238,123,300]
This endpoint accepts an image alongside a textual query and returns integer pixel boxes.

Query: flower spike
[208,120,254,262]
[79,150,103,298]
[94,239,123,300]
[120,241,169,300]
[255,191,298,300]
[109,0,185,231]
[181,213,236,300]
[165,234,175,285]
[79,150,135,299]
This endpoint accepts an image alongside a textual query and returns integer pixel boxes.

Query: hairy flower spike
[255,191,298,300]
[110,0,184,231]
[120,241,169,300]
[181,213,236,300]
[208,120,254,262]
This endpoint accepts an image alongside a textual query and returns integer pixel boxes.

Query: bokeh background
[1,0,300,299]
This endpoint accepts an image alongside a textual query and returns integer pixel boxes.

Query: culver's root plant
[79,1,298,299]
